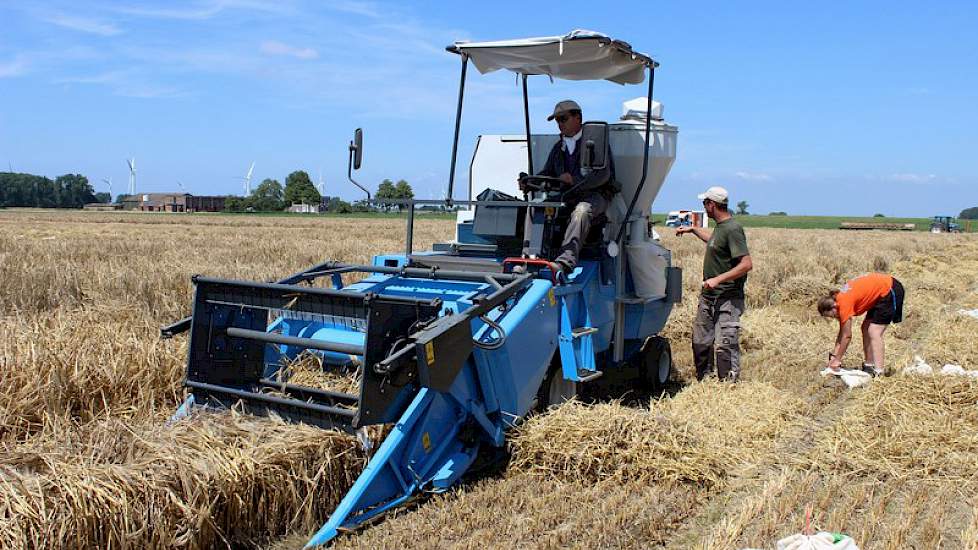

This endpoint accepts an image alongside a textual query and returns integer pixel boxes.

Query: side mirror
[351,128,363,170]
[580,121,608,171]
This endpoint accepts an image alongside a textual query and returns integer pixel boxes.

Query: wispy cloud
[888,172,938,184]
[0,55,29,78]
[43,13,122,36]
[114,0,291,20]
[325,0,382,18]
[259,40,318,60]
[734,170,774,182]
[56,70,187,99]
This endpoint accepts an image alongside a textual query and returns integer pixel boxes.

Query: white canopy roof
[449,30,655,85]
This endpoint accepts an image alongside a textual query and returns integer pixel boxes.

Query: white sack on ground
[776,532,859,550]
[820,367,872,388]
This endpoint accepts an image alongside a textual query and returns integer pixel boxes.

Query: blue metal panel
[305,345,490,547]
[624,299,673,340]
[477,279,558,420]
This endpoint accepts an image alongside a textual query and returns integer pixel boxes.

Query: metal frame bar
[522,74,533,175]
[256,379,358,407]
[226,327,365,356]
[162,260,342,338]
[446,54,468,204]
[163,262,526,339]
[405,203,415,256]
[377,198,563,208]
[187,380,356,424]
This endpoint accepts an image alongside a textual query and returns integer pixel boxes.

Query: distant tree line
[0,172,104,208]
[225,171,324,212]
[960,207,978,220]
[224,174,415,213]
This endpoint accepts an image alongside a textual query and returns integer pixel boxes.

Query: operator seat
[543,207,608,262]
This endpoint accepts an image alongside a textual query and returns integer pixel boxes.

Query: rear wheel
[535,360,578,411]
[641,336,672,394]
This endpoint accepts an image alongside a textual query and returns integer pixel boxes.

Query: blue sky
[1,1,976,216]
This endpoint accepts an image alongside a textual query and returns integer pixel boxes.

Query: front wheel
[535,361,578,411]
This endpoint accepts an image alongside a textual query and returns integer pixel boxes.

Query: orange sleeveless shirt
[836,273,894,325]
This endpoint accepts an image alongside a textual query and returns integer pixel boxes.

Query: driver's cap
[547,100,581,121]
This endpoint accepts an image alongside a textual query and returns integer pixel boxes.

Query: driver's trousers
[522,192,609,271]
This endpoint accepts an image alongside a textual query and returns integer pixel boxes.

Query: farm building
[118,193,227,212]
[287,202,321,213]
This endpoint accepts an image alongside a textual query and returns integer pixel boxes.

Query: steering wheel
[518,174,566,193]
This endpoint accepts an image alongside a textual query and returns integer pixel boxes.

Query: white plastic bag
[776,532,859,550]
[820,367,872,388]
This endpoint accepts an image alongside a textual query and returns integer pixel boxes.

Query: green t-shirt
[703,217,750,298]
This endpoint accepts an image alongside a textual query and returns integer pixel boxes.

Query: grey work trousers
[523,192,609,271]
[692,293,745,381]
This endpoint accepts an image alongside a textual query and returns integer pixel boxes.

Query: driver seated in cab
[519,100,618,274]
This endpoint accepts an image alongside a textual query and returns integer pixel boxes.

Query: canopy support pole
[613,64,655,363]
[522,74,533,175]
[446,55,469,205]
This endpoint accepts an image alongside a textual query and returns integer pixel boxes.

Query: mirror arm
[347,143,370,201]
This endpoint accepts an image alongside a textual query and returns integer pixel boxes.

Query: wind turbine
[126,158,136,195]
[241,161,255,195]
[317,170,326,196]
[102,177,112,202]
[177,180,186,193]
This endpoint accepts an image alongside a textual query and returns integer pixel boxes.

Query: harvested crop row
[510,381,803,488]
[811,374,978,481]
[326,474,710,550]
[0,413,365,550]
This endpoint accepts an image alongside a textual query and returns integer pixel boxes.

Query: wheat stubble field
[1,210,977,550]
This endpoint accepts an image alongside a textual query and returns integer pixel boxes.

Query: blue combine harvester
[162,31,681,547]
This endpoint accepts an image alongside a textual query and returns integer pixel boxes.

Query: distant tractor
[930,216,961,233]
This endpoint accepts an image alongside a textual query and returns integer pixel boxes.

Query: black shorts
[866,278,904,325]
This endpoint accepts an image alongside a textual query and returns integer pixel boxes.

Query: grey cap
[547,99,582,121]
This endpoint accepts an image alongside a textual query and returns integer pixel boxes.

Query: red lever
[502,257,563,285]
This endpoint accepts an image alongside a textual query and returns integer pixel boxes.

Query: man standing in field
[817,273,905,376]
[676,186,753,382]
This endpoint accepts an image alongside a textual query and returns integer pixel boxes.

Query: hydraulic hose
[473,314,507,350]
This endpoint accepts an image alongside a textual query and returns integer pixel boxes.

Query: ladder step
[571,326,598,338]
[576,368,603,383]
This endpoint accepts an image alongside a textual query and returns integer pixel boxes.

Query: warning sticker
[425,341,435,365]
[548,289,556,306]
